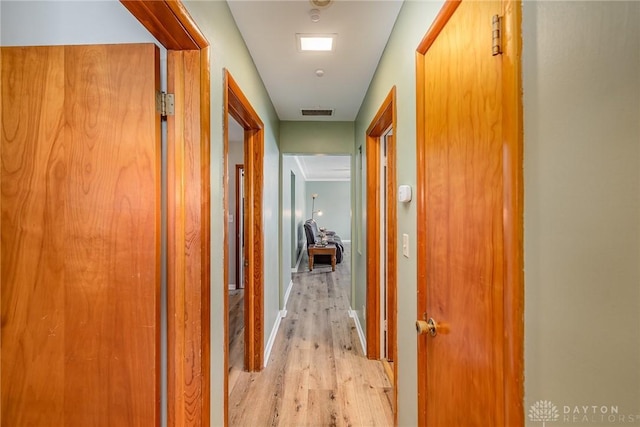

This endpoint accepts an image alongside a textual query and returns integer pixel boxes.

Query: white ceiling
[294,155,351,181]
[227,1,397,179]
[227,0,403,121]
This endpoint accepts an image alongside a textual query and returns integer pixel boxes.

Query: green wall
[281,155,308,304]
[356,1,640,425]
[305,181,352,239]
[523,2,640,424]
[354,2,444,425]
[183,2,281,424]
[280,121,354,154]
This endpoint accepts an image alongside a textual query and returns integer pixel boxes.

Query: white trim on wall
[349,308,366,356]
[291,247,305,273]
[283,279,294,309]
[264,310,287,367]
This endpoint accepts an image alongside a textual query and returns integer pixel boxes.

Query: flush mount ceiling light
[297,34,336,52]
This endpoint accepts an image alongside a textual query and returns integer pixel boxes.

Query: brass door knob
[415,318,437,337]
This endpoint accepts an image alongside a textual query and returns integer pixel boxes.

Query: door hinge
[492,14,502,56]
[384,319,388,332]
[156,91,175,117]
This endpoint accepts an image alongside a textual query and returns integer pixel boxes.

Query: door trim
[414,0,523,425]
[120,1,211,426]
[224,71,265,383]
[365,87,398,422]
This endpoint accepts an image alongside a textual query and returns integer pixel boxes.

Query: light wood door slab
[1,43,161,426]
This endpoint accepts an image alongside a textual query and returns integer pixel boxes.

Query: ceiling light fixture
[297,34,336,52]
[315,69,325,77]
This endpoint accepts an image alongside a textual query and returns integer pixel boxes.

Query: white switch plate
[402,233,409,258]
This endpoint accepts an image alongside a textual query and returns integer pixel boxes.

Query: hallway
[228,245,394,426]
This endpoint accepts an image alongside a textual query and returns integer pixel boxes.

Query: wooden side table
[308,244,337,271]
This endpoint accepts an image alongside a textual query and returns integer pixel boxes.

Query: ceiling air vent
[301,108,334,117]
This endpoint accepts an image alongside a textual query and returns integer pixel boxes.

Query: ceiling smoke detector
[310,0,333,9]
[310,8,321,22]
[301,108,334,117]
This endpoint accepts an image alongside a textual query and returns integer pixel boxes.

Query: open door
[1,44,161,425]
[415,0,523,425]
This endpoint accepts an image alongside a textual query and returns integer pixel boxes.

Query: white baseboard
[264,310,287,368]
[283,279,293,309]
[349,308,366,356]
[228,284,236,290]
[291,246,305,273]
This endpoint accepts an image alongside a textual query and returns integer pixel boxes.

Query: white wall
[523,2,640,424]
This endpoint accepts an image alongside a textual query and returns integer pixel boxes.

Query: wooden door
[416,0,523,425]
[1,44,161,426]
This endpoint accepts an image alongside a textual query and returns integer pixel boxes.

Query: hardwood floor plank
[228,243,393,426]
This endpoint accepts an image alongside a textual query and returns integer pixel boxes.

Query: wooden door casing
[1,44,161,426]
[223,71,265,397]
[121,1,212,425]
[415,0,524,425]
[365,87,398,422]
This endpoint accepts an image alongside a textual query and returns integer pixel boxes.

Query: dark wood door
[415,0,523,425]
[1,43,161,426]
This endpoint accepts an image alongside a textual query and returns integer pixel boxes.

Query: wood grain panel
[1,44,160,426]
[167,48,210,427]
[120,0,208,50]
[245,129,264,372]
[365,134,380,359]
[500,1,524,424]
[415,0,523,424]
[167,49,185,427]
[425,2,505,423]
[180,49,204,426]
[1,45,66,427]
[118,3,214,425]
[63,43,160,427]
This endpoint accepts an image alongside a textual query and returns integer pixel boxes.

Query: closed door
[1,44,161,426]
[416,0,523,425]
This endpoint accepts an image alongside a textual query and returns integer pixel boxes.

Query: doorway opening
[365,87,398,422]
[223,69,265,424]
[227,114,246,397]
[380,127,394,378]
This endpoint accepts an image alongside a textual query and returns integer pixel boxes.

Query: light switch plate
[402,233,409,258]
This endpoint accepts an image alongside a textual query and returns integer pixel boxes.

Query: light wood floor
[228,244,394,426]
